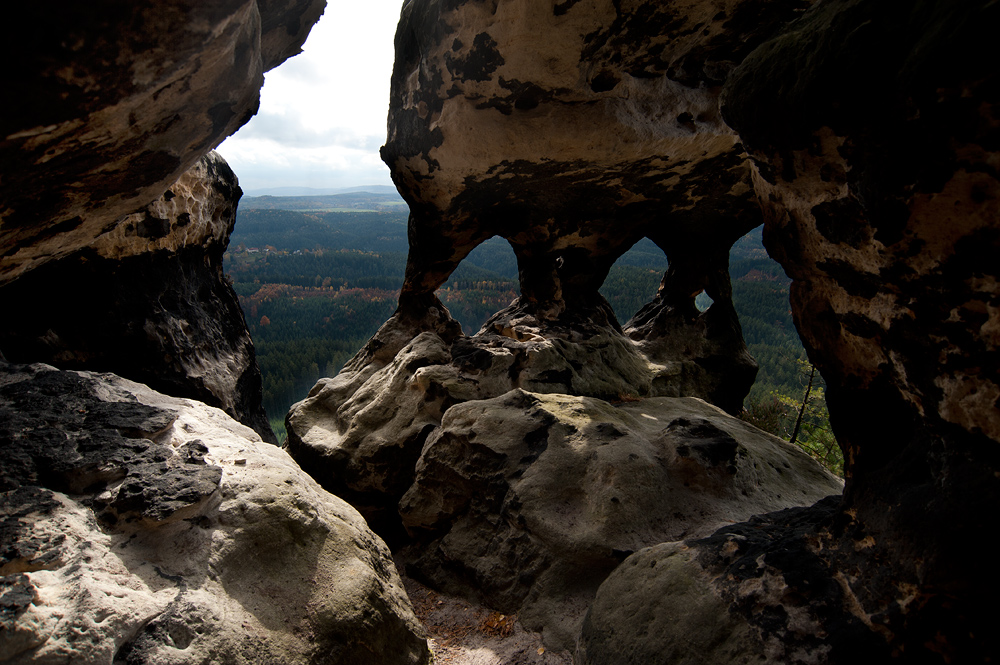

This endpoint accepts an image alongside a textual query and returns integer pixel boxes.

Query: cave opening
[434,235,521,335]
[599,237,669,324]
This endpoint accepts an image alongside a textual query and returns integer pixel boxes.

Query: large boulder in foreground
[0,0,325,286]
[0,152,274,443]
[0,362,429,665]
[396,390,841,650]
[578,497,916,665]
[579,540,764,665]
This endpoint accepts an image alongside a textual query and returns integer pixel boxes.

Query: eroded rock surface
[0,362,429,665]
[288,0,846,551]
[398,390,840,650]
[0,0,325,285]
[286,307,753,541]
[286,1,851,655]
[579,498,900,665]
[579,539,765,665]
[703,0,997,661]
[0,152,274,443]
[375,0,829,408]
[577,0,1000,663]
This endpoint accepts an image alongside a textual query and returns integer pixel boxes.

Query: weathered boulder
[0,361,429,665]
[579,540,765,665]
[285,316,653,539]
[0,152,274,442]
[396,390,840,650]
[0,0,325,286]
[579,498,889,665]
[286,304,754,541]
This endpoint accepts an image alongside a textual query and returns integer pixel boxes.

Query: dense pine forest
[225,194,842,474]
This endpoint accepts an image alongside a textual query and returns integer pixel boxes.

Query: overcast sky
[217,2,402,194]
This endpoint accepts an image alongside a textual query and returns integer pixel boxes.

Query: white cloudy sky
[217,2,403,194]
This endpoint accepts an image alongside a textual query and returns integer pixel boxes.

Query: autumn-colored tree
[260,315,271,327]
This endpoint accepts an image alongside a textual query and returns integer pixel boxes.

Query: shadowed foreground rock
[0,152,274,443]
[0,362,429,665]
[580,0,1000,662]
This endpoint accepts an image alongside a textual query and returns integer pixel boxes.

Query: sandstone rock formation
[285,319,699,541]
[286,322,840,650]
[0,152,274,443]
[286,0,827,535]
[0,4,442,664]
[3,0,996,661]
[283,0,851,654]
[578,0,1000,663]
[1,0,325,286]
[398,391,840,649]
[0,362,430,665]
[579,539,766,665]
[374,0,823,411]
[289,0,999,662]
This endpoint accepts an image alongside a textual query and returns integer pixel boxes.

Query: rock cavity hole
[695,291,714,312]
[436,237,519,335]
[599,237,668,323]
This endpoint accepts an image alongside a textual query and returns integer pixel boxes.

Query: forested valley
[225,192,842,475]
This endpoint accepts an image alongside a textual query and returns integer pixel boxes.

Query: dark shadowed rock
[0,152,275,443]
[579,541,766,665]
[578,0,1000,662]
[0,0,326,286]
[579,499,889,664]
[716,0,999,661]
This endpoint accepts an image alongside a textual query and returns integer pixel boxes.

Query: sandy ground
[402,576,574,665]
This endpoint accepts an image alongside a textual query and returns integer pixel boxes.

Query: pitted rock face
[91,151,243,261]
[396,390,841,649]
[0,0,325,286]
[723,0,1000,478]
[722,0,1000,530]
[0,153,275,443]
[286,305,757,544]
[382,0,811,317]
[0,363,430,665]
[614,0,1000,661]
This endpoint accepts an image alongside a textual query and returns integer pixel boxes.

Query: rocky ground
[402,572,572,665]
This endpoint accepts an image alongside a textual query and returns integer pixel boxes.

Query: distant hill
[243,185,400,197]
[241,191,407,213]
